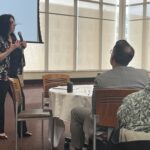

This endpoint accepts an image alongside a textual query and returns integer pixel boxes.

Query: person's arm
[0,41,21,61]
[117,97,131,128]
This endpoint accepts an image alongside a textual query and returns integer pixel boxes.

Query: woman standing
[0,14,21,139]
[7,14,32,138]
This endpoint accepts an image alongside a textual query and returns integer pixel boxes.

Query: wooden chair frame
[93,88,138,150]
[9,78,54,150]
[42,73,70,109]
[42,73,70,147]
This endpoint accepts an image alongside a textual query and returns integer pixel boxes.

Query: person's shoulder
[98,69,114,76]
[127,66,147,72]
[94,69,114,85]
[95,69,119,81]
[126,67,149,75]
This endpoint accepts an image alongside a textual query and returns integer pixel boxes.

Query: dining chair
[9,78,54,150]
[93,88,138,150]
[42,73,70,147]
[42,73,70,110]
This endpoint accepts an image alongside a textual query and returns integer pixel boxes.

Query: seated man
[70,40,150,150]
[117,83,150,142]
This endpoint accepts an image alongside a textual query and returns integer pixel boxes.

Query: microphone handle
[18,32,24,41]
[19,35,23,42]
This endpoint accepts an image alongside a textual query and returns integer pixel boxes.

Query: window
[77,1,100,70]
[125,0,150,69]
[24,0,150,75]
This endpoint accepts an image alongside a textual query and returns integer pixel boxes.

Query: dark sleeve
[8,48,23,77]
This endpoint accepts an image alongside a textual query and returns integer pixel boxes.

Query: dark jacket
[8,33,25,77]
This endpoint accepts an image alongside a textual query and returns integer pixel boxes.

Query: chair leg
[41,120,44,150]
[108,128,113,140]
[42,93,44,109]
[16,103,18,150]
[48,117,54,150]
[93,114,97,150]
[20,121,23,149]
[16,116,17,150]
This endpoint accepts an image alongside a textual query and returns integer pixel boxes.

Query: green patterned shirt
[117,83,150,132]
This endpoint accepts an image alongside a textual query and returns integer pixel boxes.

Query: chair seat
[18,108,52,119]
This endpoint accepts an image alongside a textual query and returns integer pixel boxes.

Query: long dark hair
[0,14,15,40]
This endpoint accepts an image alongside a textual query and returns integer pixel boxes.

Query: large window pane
[40,0,45,12]
[49,0,74,15]
[143,20,150,69]
[88,0,100,2]
[24,43,45,71]
[126,5,143,20]
[24,13,45,71]
[103,0,119,4]
[126,21,143,68]
[48,15,74,70]
[103,5,118,20]
[24,0,120,73]
[102,20,117,69]
[77,18,100,70]
[50,0,73,5]
[78,1,99,18]
[126,0,143,5]
[146,4,150,17]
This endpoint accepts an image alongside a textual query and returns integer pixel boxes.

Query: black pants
[0,80,9,133]
[8,77,27,137]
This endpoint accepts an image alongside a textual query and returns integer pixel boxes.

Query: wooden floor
[0,84,65,150]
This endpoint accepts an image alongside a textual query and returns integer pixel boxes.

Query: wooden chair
[93,88,138,150]
[42,73,70,110]
[42,73,70,147]
[9,78,54,150]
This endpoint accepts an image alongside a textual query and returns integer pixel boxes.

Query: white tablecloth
[49,85,93,122]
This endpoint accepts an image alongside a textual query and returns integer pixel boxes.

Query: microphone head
[18,31,22,36]
[18,31,23,41]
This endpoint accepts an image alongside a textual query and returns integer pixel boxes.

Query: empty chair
[42,73,70,147]
[9,78,54,150]
[93,88,138,150]
[42,73,70,109]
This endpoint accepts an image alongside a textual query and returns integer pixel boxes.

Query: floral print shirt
[0,36,10,81]
[117,83,150,132]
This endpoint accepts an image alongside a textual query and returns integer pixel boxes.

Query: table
[49,85,93,122]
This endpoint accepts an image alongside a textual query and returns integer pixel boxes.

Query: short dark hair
[0,14,15,40]
[112,40,135,66]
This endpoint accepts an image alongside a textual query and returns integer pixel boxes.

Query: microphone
[18,32,23,41]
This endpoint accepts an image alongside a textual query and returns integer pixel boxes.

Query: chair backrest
[42,73,70,97]
[9,78,23,104]
[95,88,138,128]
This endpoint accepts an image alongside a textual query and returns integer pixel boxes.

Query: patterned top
[0,36,10,81]
[117,83,150,132]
